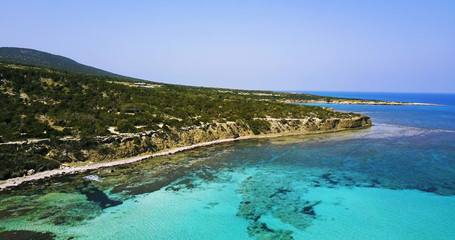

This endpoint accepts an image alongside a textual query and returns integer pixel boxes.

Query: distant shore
[286,100,439,106]
[0,127,368,191]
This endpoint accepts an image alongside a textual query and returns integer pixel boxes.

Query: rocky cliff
[0,115,371,179]
[79,115,371,166]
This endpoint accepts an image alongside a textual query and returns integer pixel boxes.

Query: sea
[0,92,454,240]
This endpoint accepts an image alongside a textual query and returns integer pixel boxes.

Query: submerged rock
[302,206,315,215]
[420,186,438,193]
[0,230,56,240]
[246,221,294,240]
[79,186,121,209]
[236,170,320,239]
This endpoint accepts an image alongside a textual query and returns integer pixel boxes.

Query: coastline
[0,126,369,191]
[285,100,439,106]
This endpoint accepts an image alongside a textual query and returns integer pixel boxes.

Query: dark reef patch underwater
[1,92,455,239]
[0,230,56,240]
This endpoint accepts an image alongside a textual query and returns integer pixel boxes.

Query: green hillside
[0,63,355,142]
[0,48,370,180]
[0,47,119,76]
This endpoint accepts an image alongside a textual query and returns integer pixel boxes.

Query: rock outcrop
[0,115,371,180]
[79,115,371,164]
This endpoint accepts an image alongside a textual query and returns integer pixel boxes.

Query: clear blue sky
[1,1,454,93]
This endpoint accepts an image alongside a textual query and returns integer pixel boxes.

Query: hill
[0,47,119,76]
[0,49,372,181]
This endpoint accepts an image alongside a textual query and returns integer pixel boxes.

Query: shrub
[116,120,138,133]
[247,119,271,135]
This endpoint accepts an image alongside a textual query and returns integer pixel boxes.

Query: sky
[1,1,454,93]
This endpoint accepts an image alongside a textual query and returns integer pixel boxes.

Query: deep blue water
[300,91,455,131]
[303,91,455,105]
[0,92,454,240]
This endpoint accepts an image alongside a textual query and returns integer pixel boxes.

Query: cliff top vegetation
[0,63,361,142]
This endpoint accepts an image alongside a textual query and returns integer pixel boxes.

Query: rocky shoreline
[0,115,371,190]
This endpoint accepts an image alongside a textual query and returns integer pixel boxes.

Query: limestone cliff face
[0,115,371,178]
[311,116,371,131]
[80,115,371,164]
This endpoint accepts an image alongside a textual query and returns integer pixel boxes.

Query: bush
[116,120,138,133]
[247,119,271,135]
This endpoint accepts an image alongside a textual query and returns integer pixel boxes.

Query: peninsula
[284,99,438,106]
[0,47,411,189]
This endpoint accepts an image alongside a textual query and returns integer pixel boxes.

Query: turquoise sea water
[1,92,454,240]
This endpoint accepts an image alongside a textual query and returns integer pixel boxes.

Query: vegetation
[0,63,359,142]
[0,47,119,77]
[0,49,368,179]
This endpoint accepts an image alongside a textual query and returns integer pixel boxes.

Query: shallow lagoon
[1,93,455,239]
